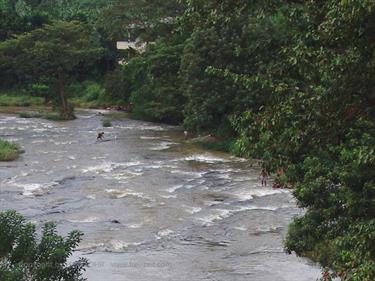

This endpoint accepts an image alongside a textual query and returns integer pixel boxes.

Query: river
[0,110,321,281]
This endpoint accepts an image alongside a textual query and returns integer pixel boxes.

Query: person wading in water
[97,132,104,141]
[260,169,268,187]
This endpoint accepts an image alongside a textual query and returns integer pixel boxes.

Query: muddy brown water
[0,110,321,281]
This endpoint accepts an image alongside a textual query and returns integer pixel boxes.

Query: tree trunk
[57,69,74,120]
[44,96,51,105]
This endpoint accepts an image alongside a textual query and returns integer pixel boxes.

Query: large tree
[0,20,104,119]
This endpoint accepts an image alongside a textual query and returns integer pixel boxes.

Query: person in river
[260,169,268,187]
[97,132,104,140]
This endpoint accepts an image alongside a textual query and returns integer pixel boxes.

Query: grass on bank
[0,139,20,161]
[196,139,236,153]
[0,95,44,107]
[71,97,126,109]
[186,134,236,153]
[69,81,125,109]
[1,81,127,111]
[18,111,66,121]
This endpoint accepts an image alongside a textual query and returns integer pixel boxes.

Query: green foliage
[43,113,67,121]
[96,0,184,43]
[0,20,104,119]
[0,139,20,161]
[0,20,103,80]
[18,111,43,118]
[0,95,44,107]
[210,1,375,279]
[35,0,111,23]
[0,0,49,42]
[70,81,114,107]
[196,139,235,153]
[101,118,112,127]
[0,210,88,281]
[114,0,375,278]
[179,1,264,134]
[18,111,70,121]
[129,41,185,124]
[80,82,106,102]
[103,68,131,105]
[28,82,50,98]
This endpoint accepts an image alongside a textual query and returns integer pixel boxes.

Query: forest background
[0,1,374,280]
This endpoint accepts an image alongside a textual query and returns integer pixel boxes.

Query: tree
[129,41,185,124]
[96,0,184,43]
[0,0,49,41]
[202,1,375,279]
[0,20,104,119]
[0,210,88,281]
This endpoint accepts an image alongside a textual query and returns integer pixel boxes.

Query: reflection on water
[0,110,321,281]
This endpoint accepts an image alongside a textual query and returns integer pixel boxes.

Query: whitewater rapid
[0,110,320,281]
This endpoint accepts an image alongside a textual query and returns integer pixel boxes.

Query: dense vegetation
[0,210,87,280]
[0,0,374,279]
[0,139,20,161]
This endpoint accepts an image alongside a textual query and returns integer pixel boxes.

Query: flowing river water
[0,110,321,281]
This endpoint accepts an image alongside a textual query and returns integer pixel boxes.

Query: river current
[0,110,321,281]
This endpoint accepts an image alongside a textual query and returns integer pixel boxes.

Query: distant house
[116,17,175,64]
[116,40,148,64]
[116,40,147,53]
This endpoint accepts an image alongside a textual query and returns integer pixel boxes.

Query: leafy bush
[129,42,185,124]
[0,210,88,281]
[28,82,50,97]
[19,111,67,121]
[214,1,375,279]
[101,118,112,127]
[18,111,43,118]
[103,67,131,104]
[0,139,20,161]
[70,81,116,108]
[195,139,235,153]
[43,113,67,121]
[0,95,44,107]
[81,81,106,102]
